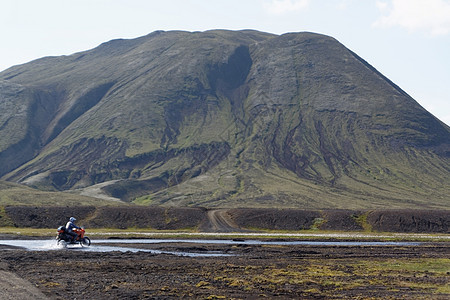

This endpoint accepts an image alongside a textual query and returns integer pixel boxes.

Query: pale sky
[1,0,449,125]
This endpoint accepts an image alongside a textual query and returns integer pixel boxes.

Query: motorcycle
[56,226,91,247]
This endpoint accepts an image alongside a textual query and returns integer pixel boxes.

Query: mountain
[0,30,449,209]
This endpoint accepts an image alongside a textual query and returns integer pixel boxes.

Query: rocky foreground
[0,239,449,299]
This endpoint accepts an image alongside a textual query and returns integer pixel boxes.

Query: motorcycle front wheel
[56,239,67,247]
[81,237,91,247]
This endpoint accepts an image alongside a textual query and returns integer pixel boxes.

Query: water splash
[40,239,67,250]
[0,239,234,256]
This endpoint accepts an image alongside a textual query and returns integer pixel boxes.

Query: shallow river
[0,239,422,257]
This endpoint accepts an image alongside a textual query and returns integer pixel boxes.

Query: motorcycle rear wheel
[81,237,91,247]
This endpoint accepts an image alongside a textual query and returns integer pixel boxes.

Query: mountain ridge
[0,30,448,208]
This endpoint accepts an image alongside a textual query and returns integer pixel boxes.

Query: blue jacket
[66,221,80,232]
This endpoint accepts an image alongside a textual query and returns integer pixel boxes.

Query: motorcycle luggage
[57,226,65,233]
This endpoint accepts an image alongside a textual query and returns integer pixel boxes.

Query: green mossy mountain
[0,30,449,208]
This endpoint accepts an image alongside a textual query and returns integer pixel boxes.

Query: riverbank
[1,227,449,242]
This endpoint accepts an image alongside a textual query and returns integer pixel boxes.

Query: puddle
[0,239,233,257]
[0,239,421,257]
[93,239,422,247]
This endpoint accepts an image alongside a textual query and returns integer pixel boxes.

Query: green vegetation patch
[0,227,56,236]
[0,180,122,206]
[352,211,373,232]
[376,258,450,276]
[310,217,326,230]
[209,257,450,298]
[0,206,14,226]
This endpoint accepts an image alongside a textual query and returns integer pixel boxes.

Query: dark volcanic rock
[367,210,449,233]
[2,206,449,233]
[228,208,322,230]
[4,206,207,230]
[5,206,96,228]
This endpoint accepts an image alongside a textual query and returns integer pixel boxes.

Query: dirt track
[0,238,449,299]
[205,209,248,232]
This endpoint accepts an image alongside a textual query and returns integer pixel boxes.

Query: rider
[65,217,81,243]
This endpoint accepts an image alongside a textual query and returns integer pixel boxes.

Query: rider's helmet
[69,217,76,222]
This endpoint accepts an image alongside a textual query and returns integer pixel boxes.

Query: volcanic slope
[0,30,448,209]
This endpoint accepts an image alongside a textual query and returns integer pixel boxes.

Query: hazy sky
[1,0,449,125]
